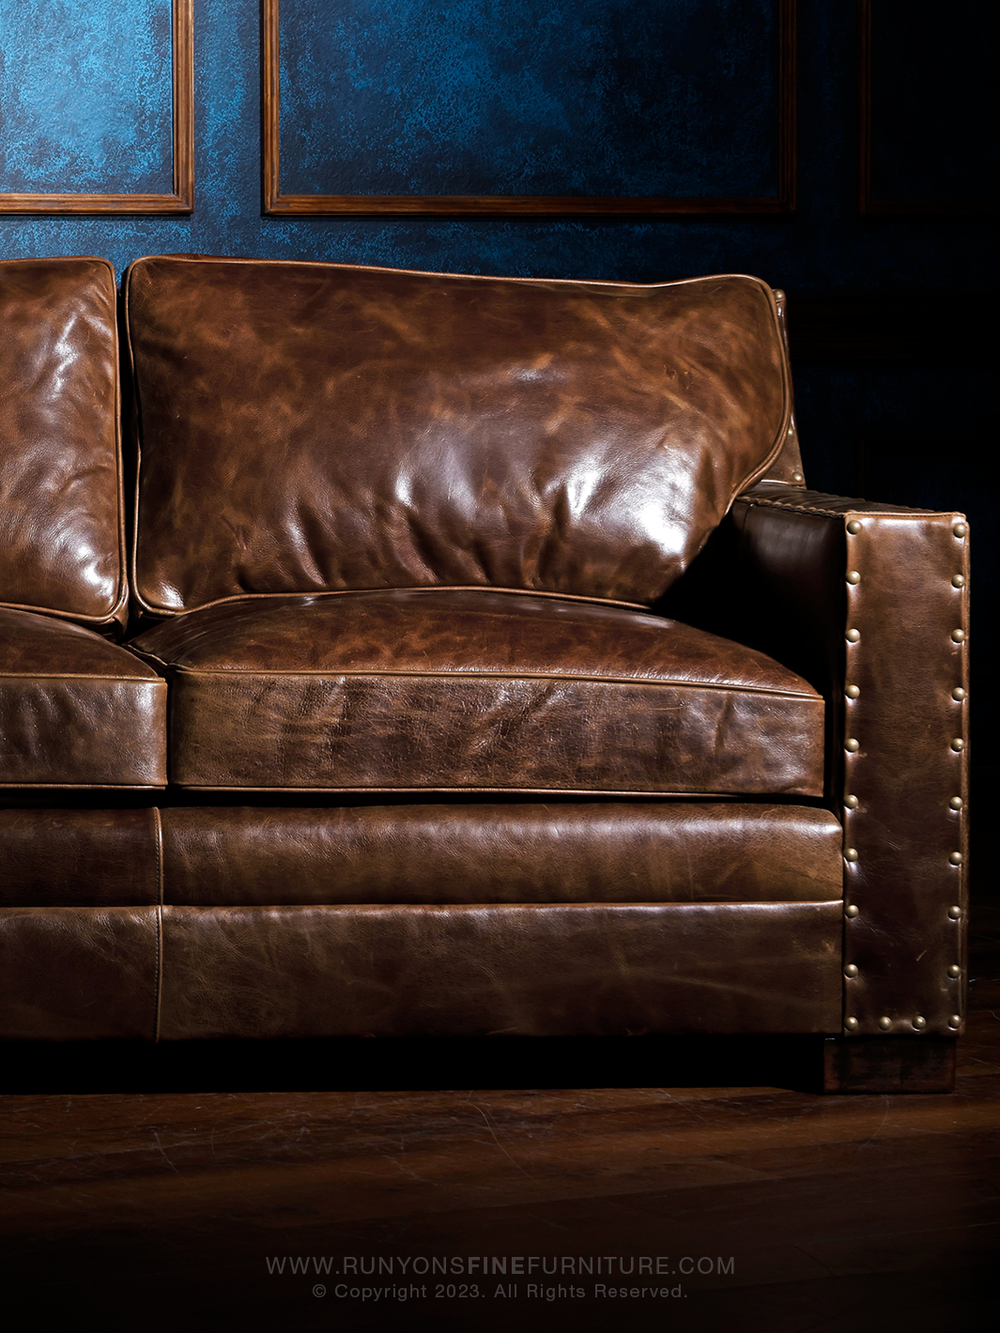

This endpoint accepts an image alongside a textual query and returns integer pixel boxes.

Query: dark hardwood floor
[2,890,997,1331]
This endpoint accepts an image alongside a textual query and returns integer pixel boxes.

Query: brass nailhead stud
[845,964,858,978]
[846,628,861,643]
[952,687,966,701]
[845,794,859,810]
[954,523,968,538]
[952,629,966,643]
[844,847,859,863]
[948,964,961,978]
[950,796,964,810]
[949,851,963,866]
[847,519,861,534]
[949,1015,962,1029]
[952,574,966,588]
[791,471,804,484]
[951,738,964,752]
[948,905,963,920]
[846,570,861,585]
[845,904,860,919]
[878,1016,893,1031]
[845,738,860,753]
[846,684,860,699]
[913,1015,927,1031]
[845,1017,859,1032]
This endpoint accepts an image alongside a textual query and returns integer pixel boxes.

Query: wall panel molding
[263,0,797,217]
[0,0,193,215]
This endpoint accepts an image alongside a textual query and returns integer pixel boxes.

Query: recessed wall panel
[0,0,193,213]
[265,0,796,214]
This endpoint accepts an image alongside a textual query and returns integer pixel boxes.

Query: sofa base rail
[823,1035,957,1094]
[0,900,842,1042]
[0,1034,958,1096]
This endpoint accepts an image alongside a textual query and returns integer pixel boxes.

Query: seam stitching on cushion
[0,674,166,683]
[168,666,821,699]
[174,784,828,798]
[721,282,792,508]
[128,585,651,619]
[738,495,947,520]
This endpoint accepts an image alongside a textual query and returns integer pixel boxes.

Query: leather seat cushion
[132,589,824,794]
[0,608,167,788]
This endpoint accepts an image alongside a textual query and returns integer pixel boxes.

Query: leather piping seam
[731,282,794,501]
[130,255,772,291]
[0,599,126,627]
[0,782,168,790]
[174,784,828,798]
[0,673,166,683]
[152,806,164,1043]
[164,899,842,915]
[161,665,821,698]
[130,585,658,620]
[737,495,953,521]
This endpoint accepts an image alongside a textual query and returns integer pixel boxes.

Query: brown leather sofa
[0,255,969,1092]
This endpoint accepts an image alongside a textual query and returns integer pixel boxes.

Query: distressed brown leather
[0,808,162,907]
[0,258,127,627]
[125,257,790,613]
[132,589,825,794]
[0,263,970,1082]
[711,483,970,1038]
[0,906,158,1039]
[158,902,842,1039]
[758,289,806,487]
[159,803,843,906]
[0,608,167,788]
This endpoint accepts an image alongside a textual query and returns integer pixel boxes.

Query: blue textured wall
[0,1,992,291]
[0,0,173,193]
[0,0,994,745]
[278,0,778,197]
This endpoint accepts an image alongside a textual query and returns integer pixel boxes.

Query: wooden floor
[2,903,997,1332]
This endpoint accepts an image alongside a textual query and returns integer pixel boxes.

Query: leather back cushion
[0,258,126,626]
[126,256,790,613]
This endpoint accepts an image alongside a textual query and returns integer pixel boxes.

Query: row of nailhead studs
[943,522,969,1031]
[840,518,967,1034]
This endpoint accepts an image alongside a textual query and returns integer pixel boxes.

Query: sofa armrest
[699,481,969,1039]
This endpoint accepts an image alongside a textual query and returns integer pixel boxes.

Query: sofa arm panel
[732,483,969,1038]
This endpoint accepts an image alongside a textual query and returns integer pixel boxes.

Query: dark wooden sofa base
[823,1035,958,1094]
[0,1034,957,1097]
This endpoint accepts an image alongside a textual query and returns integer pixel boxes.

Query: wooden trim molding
[0,0,194,216]
[858,0,994,218]
[263,0,797,217]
